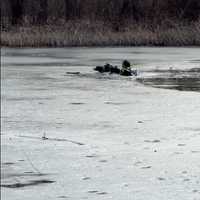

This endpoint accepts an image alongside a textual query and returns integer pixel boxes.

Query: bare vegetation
[1,0,200,46]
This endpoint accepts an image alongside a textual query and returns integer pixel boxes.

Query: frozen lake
[1,47,200,200]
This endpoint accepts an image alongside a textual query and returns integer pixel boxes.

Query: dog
[94,61,136,76]
[94,63,121,74]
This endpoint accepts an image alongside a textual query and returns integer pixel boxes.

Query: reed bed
[1,20,200,47]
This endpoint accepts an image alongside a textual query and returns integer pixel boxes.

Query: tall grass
[1,19,200,47]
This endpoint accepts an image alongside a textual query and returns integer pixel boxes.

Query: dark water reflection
[137,77,200,92]
[137,68,200,92]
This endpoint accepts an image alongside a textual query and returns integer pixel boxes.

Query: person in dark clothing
[120,60,132,76]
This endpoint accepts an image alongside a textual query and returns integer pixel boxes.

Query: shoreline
[2,45,200,48]
[1,21,200,47]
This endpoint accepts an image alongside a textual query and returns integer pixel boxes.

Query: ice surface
[1,47,200,200]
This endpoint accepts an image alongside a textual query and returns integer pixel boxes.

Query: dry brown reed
[1,20,200,47]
